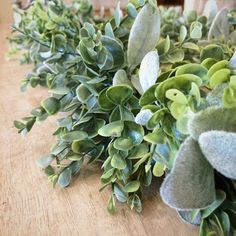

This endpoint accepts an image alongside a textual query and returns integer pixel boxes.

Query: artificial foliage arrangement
[11,0,236,235]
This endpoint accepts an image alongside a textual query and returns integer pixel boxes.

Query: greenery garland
[10,0,236,235]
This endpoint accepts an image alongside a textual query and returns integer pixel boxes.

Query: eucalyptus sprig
[12,0,236,235]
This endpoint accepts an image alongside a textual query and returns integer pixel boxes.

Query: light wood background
[0,24,198,236]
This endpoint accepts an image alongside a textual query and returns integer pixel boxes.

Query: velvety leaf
[131,75,144,95]
[127,3,160,67]
[188,107,236,140]
[139,51,159,92]
[203,0,218,23]
[160,137,215,210]
[135,109,153,126]
[199,131,236,180]
[208,8,229,41]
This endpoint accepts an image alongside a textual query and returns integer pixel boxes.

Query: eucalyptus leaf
[58,168,72,188]
[124,181,140,193]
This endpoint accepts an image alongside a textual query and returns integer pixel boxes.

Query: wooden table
[0,24,198,236]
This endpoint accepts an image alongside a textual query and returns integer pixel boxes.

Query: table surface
[0,24,198,236]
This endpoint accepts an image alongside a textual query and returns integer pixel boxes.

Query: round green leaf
[153,162,165,177]
[98,88,116,111]
[114,137,134,151]
[165,89,188,104]
[139,84,158,106]
[155,74,202,102]
[76,84,91,102]
[147,108,167,129]
[201,58,217,70]
[124,181,140,193]
[41,97,60,115]
[176,64,208,83]
[123,121,144,145]
[71,139,94,154]
[61,131,88,142]
[106,85,133,105]
[98,121,124,137]
[200,44,224,62]
[207,60,228,78]
[209,68,230,88]
[111,153,127,170]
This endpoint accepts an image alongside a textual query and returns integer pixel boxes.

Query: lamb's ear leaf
[127,3,160,67]
[139,51,159,92]
[199,131,236,180]
[203,0,218,23]
[208,8,229,41]
[135,109,153,126]
[188,107,236,140]
[160,137,215,211]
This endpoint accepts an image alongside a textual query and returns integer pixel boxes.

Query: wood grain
[0,24,198,236]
